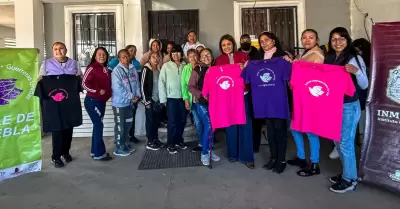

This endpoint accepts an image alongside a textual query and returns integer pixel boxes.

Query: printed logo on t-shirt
[217,76,234,90]
[0,78,23,106]
[257,68,276,87]
[386,66,400,104]
[305,80,330,97]
[48,88,69,102]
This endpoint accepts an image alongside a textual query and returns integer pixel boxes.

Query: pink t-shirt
[290,61,356,141]
[202,64,246,130]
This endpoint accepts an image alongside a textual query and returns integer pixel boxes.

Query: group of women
[40,27,371,194]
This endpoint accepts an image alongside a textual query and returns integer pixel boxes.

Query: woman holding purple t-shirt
[255,32,291,174]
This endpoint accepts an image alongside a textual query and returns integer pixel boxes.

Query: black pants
[266,118,287,162]
[52,128,73,160]
[166,98,186,147]
[145,102,162,143]
[252,118,263,150]
[128,104,137,139]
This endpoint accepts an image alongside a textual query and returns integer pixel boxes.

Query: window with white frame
[73,13,117,67]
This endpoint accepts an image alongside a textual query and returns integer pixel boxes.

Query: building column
[14,0,44,62]
[123,0,148,60]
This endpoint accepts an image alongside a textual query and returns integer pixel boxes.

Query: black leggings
[266,118,287,162]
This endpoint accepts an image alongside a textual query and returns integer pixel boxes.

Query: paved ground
[0,134,399,209]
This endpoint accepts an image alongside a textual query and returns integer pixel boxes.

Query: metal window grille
[73,13,117,67]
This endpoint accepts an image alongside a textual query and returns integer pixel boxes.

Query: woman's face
[171,51,181,62]
[95,49,107,64]
[301,31,318,50]
[167,44,173,54]
[149,53,159,66]
[221,39,233,54]
[200,50,213,66]
[259,35,275,51]
[118,51,130,65]
[127,47,137,59]
[187,32,197,44]
[151,41,160,52]
[53,44,67,59]
[187,52,198,65]
[331,33,348,53]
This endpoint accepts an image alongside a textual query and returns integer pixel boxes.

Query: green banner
[0,48,42,181]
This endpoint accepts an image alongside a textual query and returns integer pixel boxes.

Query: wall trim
[63,4,124,58]
[233,0,306,45]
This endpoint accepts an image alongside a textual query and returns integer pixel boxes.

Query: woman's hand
[100,89,105,95]
[132,97,139,103]
[345,64,358,74]
[37,75,43,82]
[145,104,151,109]
[184,100,190,110]
[283,55,293,63]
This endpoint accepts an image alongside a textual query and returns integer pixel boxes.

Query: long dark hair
[258,31,286,58]
[218,34,237,54]
[90,47,109,67]
[353,38,371,68]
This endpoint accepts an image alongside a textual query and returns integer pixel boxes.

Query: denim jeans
[196,103,213,155]
[84,96,107,159]
[335,101,361,182]
[112,106,135,150]
[192,103,203,146]
[225,94,254,163]
[291,130,320,163]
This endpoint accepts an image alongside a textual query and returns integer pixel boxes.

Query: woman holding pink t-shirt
[324,27,368,194]
[215,34,254,169]
[286,29,324,177]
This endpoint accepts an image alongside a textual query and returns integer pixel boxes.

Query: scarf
[263,47,277,60]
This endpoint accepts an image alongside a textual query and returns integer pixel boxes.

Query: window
[73,13,117,67]
[4,38,16,48]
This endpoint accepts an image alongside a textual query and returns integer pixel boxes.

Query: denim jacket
[111,63,141,107]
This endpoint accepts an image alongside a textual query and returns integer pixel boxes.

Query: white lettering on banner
[0,113,33,138]
[6,64,35,100]
[377,109,400,124]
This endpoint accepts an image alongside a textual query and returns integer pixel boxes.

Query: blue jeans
[192,103,203,146]
[335,101,361,182]
[196,103,213,155]
[291,130,320,163]
[225,94,254,163]
[84,96,107,159]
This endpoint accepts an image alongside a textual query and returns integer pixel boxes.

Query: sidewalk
[0,135,398,209]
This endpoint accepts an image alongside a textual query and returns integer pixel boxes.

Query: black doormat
[138,142,203,170]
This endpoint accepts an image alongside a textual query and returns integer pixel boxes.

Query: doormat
[138,142,203,170]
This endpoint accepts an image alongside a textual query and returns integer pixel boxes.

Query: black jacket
[141,64,158,106]
[239,46,259,60]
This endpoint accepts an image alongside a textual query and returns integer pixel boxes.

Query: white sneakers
[329,147,340,159]
[201,151,220,166]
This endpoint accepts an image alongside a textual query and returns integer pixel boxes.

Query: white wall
[351,0,400,39]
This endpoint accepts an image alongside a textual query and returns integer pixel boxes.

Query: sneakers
[273,161,287,174]
[146,142,161,151]
[113,149,131,157]
[330,179,357,193]
[167,146,178,154]
[61,154,73,163]
[329,147,340,159]
[192,145,202,152]
[51,159,65,168]
[329,174,343,184]
[176,142,188,150]
[201,154,210,166]
[98,153,113,161]
[209,151,220,162]
[154,139,165,148]
[125,144,136,153]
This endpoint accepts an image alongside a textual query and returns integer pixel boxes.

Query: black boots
[297,163,320,177]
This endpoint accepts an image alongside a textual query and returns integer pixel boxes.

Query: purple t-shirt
[241,57,292,119]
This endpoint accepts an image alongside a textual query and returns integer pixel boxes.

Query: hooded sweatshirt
[82,61,112,102]
[140,38,164,69]
[158,60,186,103]
[182,41,203,57]
[141,62,160,106]
[181,63,194,107]
[111,62,141,107]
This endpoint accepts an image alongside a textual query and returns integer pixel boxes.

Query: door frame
[233,0,305,46]
[63,4,124,59]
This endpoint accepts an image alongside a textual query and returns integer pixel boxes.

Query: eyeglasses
[172,52,181,56]
[331,37,346,43]
[200,54,212,58]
